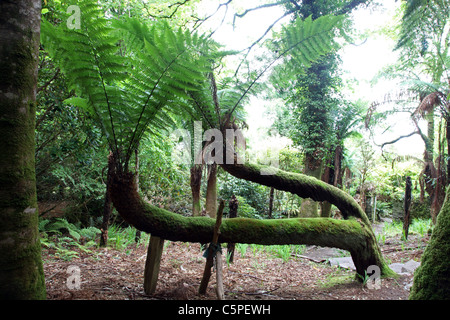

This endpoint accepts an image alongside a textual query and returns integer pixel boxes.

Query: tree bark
[403,176,412,240]
[226,195,239,263]
[190,164,203,216]
[268,187,274,218]
[300,153,323,217]
[205,163,217,218]
[0,0,46,299]
[410,187,450,299]
[109,162,394,278]
[100,152,114,247]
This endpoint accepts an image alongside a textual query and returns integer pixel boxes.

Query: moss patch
[409,189,450,300]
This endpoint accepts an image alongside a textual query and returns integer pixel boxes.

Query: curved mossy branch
[221,162,372,226]
[109,170,395,277]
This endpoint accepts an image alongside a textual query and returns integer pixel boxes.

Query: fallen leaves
[43,235,423,300]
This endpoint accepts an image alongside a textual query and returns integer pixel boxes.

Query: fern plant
[41,0,344,172]
[41,0,223,171]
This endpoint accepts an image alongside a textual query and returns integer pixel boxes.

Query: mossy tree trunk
[300,154,323,217]
[109,160,394,279]
[409,187,450,300]
[0,0,46,299]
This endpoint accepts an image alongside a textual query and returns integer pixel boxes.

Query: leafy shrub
[218,173,268,215]
[39,218,101,261]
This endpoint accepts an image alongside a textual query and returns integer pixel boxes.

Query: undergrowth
[40,217,433,263]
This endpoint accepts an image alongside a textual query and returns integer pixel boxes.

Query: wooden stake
[215,249,224,300]
[199,200,225,295]
[143,235,165,295]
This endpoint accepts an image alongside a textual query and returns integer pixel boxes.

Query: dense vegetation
[1,0,449,300]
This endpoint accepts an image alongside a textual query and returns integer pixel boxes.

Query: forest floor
[42,222,429,301]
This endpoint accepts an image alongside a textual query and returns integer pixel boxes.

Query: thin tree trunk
[0,0,46,299]
[268,187,274,218]
[446,118,450,185]
[134,146,141,242]
[100,152,113,247]
[300,153,323,217]
[205,163,217,218]
[403,176,412,240]
[226,195,239,263]
[190,164,202,216]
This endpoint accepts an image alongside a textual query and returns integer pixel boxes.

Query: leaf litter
[43,231,427,300]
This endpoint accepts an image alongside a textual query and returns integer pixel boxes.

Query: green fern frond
[280,15,342,68]
[42,0,223,169]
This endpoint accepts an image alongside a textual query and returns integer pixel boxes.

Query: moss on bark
[409,188,450,300]
[0,0,46,299]
[221,162,375,229]
[110,169,394,278]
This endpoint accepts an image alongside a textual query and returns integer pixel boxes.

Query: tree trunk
[100,152,114,247]
[226,195,239,263]
[300,153,323,217]
[333,145,343,188]
[410,187,450,299]
[446,118,450,185]
[134,146,141,242]
[205,163,217,218]
[268,187,274,218]
[403,176,412,240]
[190,164,202,216]
[0,0,46,299]
[109,161,394,278]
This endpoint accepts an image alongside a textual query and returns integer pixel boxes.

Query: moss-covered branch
[221,162,371,225]
[110,170,395,277]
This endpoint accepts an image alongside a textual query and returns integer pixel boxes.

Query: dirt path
[43,230,427,300]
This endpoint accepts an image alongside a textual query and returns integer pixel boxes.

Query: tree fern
[279,14,343,69]
[41,0,222,170]
[42,0,344,170]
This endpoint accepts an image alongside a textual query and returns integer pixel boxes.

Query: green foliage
[218,173,267,216]
[36,46,108,221]
[138,135,191,214]
[278,15,343,69]
[106,224,150,250]
[41,0,223,169]
[380,218,432,239]
[234,243,306,263]
[42,0,346,173]
[39,218,101,261]
[39,218,101,241]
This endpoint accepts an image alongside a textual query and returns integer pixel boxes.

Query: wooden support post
[143,235,165,295]
[215,249,224,300]
[199,200,225,295]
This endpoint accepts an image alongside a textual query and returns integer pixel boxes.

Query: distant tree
[0,0,46,299]
[270,0,370,217]
[382,0,450,223]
